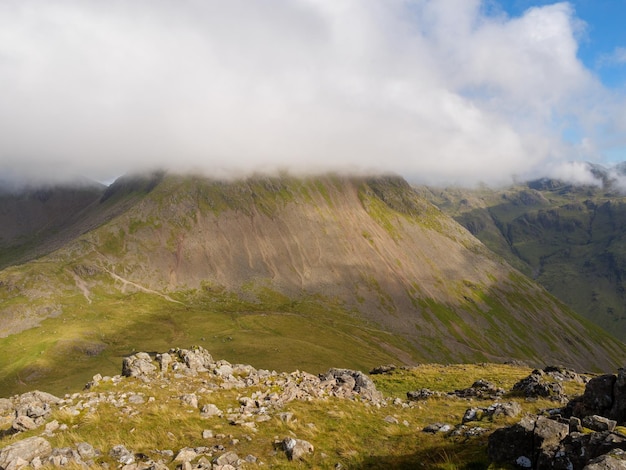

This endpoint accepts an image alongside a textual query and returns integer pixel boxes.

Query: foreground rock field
[2,347,626,469]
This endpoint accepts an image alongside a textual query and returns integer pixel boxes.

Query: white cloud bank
[0,0,624,186]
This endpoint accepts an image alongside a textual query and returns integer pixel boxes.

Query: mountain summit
[0,173,624,395]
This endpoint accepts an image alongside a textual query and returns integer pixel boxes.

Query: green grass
[0,287,421,398]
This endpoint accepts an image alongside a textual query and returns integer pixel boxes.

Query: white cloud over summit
[0,0,624,186]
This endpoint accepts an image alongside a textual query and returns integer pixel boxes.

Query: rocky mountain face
[0,173,625,396]
[417,167,626,341]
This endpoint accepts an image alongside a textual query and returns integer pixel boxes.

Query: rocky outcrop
[0,346,387,469]
[565,368,626,423]
[510,366,584,402]
[489,366,626,469]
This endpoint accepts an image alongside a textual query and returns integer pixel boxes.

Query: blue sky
[1,1,626,187]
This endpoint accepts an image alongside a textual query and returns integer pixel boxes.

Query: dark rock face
[487,416,568,467]
[565,369,626,426]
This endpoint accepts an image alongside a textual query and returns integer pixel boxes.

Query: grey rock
[584,449,626,469]
[174,448,197,463]
[214,451,239,466]
[200,404,223,418]
[369,364,396,375]
[121,353,156,379]
[320,369,383,402]
[0,398,13,414]
[0,437,52,470]
[407,389,438,401]
[180,394,198,408]
[583,415,617,432]
[11,415,38,432]
[487,415,568,467]
[155,352,172,374]
[76,442,97,460]
[384,415,399,424]
[176,347,214,372]
[512,370,565,400]
[15,391,61,406]
[281,437,314,461]
[109,445,135,465]
[455,379,505,398]
[611,368,626,425]
[422,423,453,434]
[570,416,584,433]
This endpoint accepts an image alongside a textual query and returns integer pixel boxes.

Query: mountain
[0,180,105,269]
[416,163,626,341]
[0,172,624,396]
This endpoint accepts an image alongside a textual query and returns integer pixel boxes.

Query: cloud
[0,0,624,187]
[544,161,602,186]
[600,47,626,66]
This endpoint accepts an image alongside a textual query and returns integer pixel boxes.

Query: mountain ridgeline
[0,173,624,396]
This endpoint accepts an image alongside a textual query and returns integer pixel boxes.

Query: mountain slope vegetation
[417,171,626,341]
[0,173,624,397]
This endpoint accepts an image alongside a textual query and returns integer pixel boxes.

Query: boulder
[320,369,383,402]
[559,431,626,469]
[156,352,172,374]
[175,347,214,373]
[463,402,522,423]
[584,449,626,469]
[200,404,223,418]
[611,369,626,425]
[11,415,38,432]
[407,389,439,401]
[369,364,397,375]
[121,352,157,379]
[487,415,568,467]
[512,370,565,400]
[454,379,505,398]
[583,415,617,433]
[567,374,617,420]
[109,445,135,465]
[281,437,314,461]
[0,437,52,470]
[214,451,239,467]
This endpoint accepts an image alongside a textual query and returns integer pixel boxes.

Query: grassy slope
[418,182,626,340]
[1,174,626,398]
